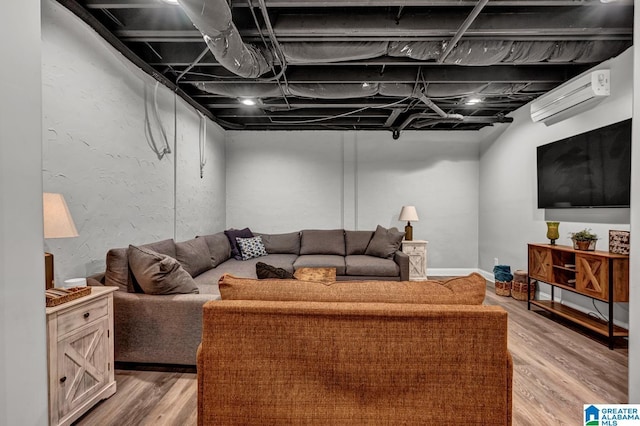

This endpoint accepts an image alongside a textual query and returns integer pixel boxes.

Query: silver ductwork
[178,0,270,78]
[177,0,627,80]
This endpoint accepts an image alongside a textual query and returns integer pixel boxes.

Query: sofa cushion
[345,255,399,277]
[255,232,301,254]
[345,230,374,255]
[224,228,254,260]
[236,236,268,261]
[293,267,337,283]
[299,229,345,256]
[142,238,177,258]
[218,272,486,304]
[365,225,404,259]
[198,233,231,267]
[175,237,213,277]
[294,255,346,275]
[256,262,295,279]
[127,245,199,295]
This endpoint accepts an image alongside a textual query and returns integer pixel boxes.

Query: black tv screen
[537,119,632,209]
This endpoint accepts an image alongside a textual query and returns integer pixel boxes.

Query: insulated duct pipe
[392,113,513,139]
[179,0,270,78]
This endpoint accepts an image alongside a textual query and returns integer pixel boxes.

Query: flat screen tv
[536,119,631,209]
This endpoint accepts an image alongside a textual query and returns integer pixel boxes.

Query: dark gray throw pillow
[224,228,254,260]
[256,262,295,279]
[364,225,405,259]
[127,245,199,295]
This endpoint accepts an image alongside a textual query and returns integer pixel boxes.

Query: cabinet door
[528,246,551,281]
[57,318,109,419]
[576,254,609,300]
[403,244,425,279]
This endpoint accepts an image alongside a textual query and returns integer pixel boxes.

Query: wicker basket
[511,280,535,301]
[494,280,511,297]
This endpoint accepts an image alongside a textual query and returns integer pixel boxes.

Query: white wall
[0,1,48,424]
[41,0,226,284]
[628,4,639,403]
[479,49,633,325]
[226,130,480,271]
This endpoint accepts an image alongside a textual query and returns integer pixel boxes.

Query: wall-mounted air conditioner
[530,69,610,126]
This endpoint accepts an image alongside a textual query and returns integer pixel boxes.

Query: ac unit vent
[530,70,610,126]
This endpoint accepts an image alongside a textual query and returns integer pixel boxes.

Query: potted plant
[569,228,598,251]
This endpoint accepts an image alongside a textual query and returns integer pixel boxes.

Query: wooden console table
[527,243,629,349]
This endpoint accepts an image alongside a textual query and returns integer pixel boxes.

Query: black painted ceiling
[59,0,633,133]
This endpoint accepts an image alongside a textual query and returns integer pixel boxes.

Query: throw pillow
[365,225,404,259]
[175,237,213,277]
[256,262,295,279]
[236,236,268,261]
[127,245,199,295]
[224,228,254,260]
[294,267,337,283]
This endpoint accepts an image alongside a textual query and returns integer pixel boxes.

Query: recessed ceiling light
[239,98,257,106]
[161,0,179,5]
[465,97,482,105]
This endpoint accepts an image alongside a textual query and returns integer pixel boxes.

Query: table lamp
[399,205,419,241]
[43,193,79,289]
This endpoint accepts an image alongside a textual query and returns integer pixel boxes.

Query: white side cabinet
[47,286,117,426]
[401,240,428,280]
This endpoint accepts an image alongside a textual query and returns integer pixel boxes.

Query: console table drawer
[57,297,108,336]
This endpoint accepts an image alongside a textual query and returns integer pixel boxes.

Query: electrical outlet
[494,257,499,266]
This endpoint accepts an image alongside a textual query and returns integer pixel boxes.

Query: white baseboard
[428,268,481,278]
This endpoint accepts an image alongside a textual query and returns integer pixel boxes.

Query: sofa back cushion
[198,233,231,268]
[218,272,486,305]
[128,245,199,295]
[345,231,374,255]
[299,229,345,256]
[175,237,213,277]
[255,232,301,255]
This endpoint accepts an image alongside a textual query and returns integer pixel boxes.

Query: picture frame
[608,230,630,255]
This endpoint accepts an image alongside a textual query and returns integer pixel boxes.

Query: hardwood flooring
[75,282,628,426]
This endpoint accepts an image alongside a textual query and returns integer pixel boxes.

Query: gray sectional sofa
[96,228,409,365]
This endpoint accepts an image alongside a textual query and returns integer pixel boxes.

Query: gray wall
[629,4,640,403]
[479,49,632,327]
[226,130,480,272]
[41,0,226,284]
[0,1,48,424]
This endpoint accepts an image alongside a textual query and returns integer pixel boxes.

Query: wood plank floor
[75,282,628,426]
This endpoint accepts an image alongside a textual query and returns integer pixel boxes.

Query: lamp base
[404,223,413,241]
[45,252,54,289]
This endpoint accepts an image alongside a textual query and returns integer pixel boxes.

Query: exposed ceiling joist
[60,0,633,132]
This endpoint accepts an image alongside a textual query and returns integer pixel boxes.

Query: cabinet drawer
[57,297,108,336]
[403,245,425,256]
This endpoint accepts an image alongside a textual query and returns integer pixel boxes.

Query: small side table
[402,240,428,280]
[46,286,117,426]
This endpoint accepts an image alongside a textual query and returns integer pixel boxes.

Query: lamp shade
[43,193,79,239]
[399,205,419,222]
